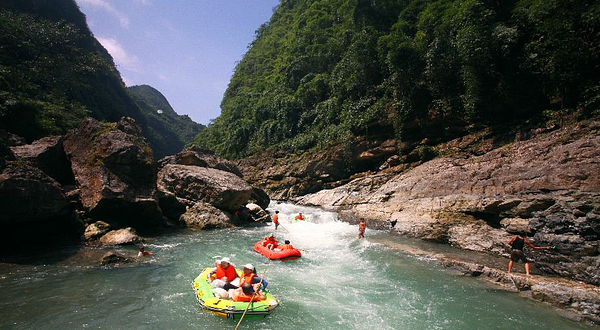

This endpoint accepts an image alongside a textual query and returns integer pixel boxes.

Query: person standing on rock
[273,210,280,230]
[358,218,366,239]
[507,232,552,275]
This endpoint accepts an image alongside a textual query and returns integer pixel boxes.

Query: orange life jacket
[273,214,279,223]
[215,263,236,281]
[279,244,293,250]
[231,288,266,302]
[241,272,256,284]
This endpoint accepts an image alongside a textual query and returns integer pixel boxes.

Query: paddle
[277,224,290,233]
[234,268,268,330]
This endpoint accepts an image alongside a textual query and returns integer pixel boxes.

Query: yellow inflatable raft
[191,267,279,319]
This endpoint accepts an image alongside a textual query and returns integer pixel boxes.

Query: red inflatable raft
[253,240,302,261]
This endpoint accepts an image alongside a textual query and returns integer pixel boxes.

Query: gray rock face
[157,164,253,212]
[179,202,233,229]
[297,121,600,285]
[98,227,142,245]
[63,117,162,228]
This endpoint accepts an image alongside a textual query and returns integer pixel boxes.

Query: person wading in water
[358,218,366,239]
[273,211,279,230]
[507,232,551,275]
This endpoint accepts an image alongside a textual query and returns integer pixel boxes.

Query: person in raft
[358,218,366,239]
[230,282,266,302]
[263,233,279,250]
[276,240,294,251]
[507,232,552,275]
[295,212,305,221]
[209,257,240,291]
[138,246,153,257]
[273,210,280,230]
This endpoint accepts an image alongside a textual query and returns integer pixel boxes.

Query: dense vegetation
[128,85,204,158]
[0,0,146,140]
[193,0,600,159]
[0,0,202,158]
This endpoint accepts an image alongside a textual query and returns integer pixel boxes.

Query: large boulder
[98,227,142,245]
[156,164,253,213]
[100,251,135,265]
[0,161,71,225]
[180,202,234,229]
[63,117,162,228]
[250,187,270,210]
[158,146,243,177]
[0,161,80,247]
[10,135,74,184]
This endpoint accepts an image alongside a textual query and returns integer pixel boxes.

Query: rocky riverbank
[372,235,600,325]
[0,117,270,252]
[240,118,600,324]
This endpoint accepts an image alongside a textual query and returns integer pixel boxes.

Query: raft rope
[234,267,268,330]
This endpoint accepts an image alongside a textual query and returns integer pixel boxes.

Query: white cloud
[76,0,129,28]
[97,37,139,72]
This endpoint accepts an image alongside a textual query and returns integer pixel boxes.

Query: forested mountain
[0,0,201,158]
[128,85,204,158]
[193,0,600,159]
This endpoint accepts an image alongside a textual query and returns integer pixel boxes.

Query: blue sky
[75,0,280,125]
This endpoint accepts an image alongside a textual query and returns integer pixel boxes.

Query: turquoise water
[0,202,593,330]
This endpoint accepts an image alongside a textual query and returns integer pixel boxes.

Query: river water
[0,202,594,330]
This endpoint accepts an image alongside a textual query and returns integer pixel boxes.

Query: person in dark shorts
[507,232,551,275]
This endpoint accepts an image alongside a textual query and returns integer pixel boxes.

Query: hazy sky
[75,0,280,125]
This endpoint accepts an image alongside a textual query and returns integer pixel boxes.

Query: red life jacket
[215,263,236,281]
[231,288,266,302]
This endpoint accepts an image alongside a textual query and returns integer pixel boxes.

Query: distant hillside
[0,0,203,158]
[128,85,204,158]
[192,0,600,158]
[0,0,148,140]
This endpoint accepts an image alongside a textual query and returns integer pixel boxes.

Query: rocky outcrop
[0,161,81,247]
[297,120,600,285]
[237,138,398,199]
[10,136,74,184]
[157,164,253,213]
[63,117,162,228]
